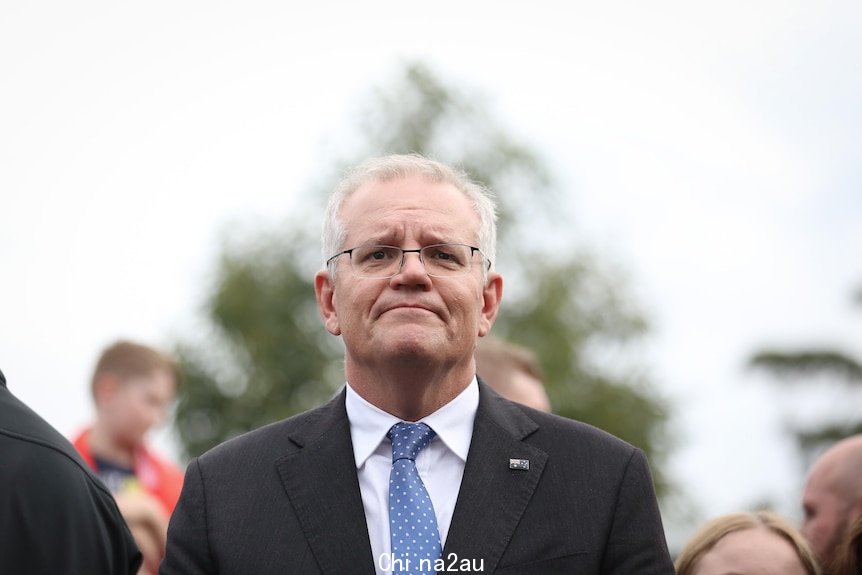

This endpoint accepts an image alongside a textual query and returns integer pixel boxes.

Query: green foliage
[750,350,862,382]
[794,422,862,454]
[748,288,862,461]
[173,231,341,459]
[172,61,672,496]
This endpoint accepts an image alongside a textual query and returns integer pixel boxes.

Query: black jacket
[0,368,142,574]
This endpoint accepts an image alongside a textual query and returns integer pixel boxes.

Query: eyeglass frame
[325,243,492,279]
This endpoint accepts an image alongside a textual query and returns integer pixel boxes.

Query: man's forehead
[340,179,479,236]
[345,176,464,206]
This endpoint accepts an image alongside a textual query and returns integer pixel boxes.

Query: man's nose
[392,250,430,285]
[401,251,428,274]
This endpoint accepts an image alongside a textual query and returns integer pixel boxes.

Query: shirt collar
[345,377,479,468]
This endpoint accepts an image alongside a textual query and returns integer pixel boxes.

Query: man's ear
[315,270,342,336]
[478,272,503,337]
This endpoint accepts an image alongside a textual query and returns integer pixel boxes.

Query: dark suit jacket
[0,369,142,575]
[161,381,673,574]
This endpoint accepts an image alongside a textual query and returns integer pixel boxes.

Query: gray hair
[323,154,498,279]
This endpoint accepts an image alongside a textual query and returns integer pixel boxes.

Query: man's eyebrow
[355,232,463,246]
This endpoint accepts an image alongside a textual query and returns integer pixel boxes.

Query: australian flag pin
[509,458,529,471]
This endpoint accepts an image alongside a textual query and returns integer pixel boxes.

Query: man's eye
[358,248,396,263]
[427,247,463,264]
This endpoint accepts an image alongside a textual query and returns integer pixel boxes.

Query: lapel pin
[509,458,530,471]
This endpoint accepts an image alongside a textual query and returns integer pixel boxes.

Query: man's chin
[376,312,442,335]
[378,330,443,360]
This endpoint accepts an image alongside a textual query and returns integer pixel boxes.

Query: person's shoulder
[2,432,88,487]
[0,417,119,510]
[506,404,654,485]
[0,403,141,573]
[196,391,346,465]
[532,406,633,446]
[489,392,640,464]
[0,391,112,497]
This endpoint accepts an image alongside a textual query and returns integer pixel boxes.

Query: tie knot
[388,422,436,462]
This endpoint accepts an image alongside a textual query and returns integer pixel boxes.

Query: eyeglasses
[326,243,490,279]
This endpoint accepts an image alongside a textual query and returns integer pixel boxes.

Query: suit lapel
[275,391,376,575]
[443,383,548,573]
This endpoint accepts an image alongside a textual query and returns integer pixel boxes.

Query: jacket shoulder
[195,390,346,465]
[531,408,637,453]
[479,382,639,462]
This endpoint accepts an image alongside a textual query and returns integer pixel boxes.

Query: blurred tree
[172,228,343,458]
[172,62,672,494]
[748,288,862,464]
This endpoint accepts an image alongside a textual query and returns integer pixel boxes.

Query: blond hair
[832,514,862,575]
[675,511,821,575]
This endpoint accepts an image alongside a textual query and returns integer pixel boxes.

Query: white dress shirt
[345,379,479,575]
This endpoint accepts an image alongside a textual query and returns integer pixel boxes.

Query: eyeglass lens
[349,244,476,278]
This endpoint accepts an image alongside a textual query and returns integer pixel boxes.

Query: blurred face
[694,527,808,575]
[316,175,502,370]
[802,465,851,564]
[98,369,176,449]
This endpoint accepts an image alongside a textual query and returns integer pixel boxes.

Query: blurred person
[475,337,551,412]
[73,340,184,574]
[0,367,142,574]
[675,511,821,575]
[162,154,673,573]
[802,435,862,571]
[832,515,862,575]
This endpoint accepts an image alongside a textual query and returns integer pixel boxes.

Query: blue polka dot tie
[388,422,442,575]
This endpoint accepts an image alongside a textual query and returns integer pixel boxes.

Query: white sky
[2,0,862,548]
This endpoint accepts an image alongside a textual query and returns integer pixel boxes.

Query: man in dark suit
[0,368,142,574]
[161,154,674,574]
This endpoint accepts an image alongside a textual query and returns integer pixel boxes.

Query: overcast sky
[2,1,861,547]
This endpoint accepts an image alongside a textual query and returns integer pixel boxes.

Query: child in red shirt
[73,340,184,575]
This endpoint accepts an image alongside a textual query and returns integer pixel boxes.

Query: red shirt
[72,428,184,514]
